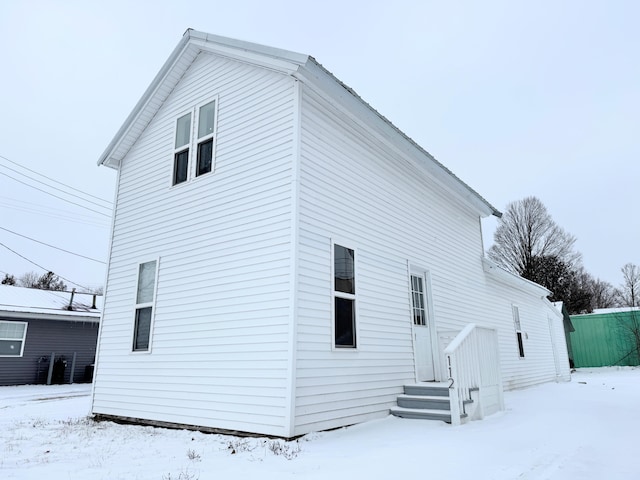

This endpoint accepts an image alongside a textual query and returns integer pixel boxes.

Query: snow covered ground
[1,368,639,479]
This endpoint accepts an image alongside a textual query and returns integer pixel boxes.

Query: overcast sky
[0,0,638,291]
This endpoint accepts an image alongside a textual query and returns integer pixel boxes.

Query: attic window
[171,98,218,186]
[196,100,216,176]
[173,113,191,185]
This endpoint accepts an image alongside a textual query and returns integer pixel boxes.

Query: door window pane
[411,275,427,326]
[175,113,192,148]
[335,297,355,347]
[334,245,354,294]
[198,101,215,138]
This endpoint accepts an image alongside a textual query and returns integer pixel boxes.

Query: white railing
[443,324,504,425]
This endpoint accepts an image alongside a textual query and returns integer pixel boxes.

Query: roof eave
[1,310,100,322]
[482,257,551,297]
[98,30,194,169]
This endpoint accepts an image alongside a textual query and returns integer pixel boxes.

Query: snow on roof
[592,307,640,315]
[0,285,102,321]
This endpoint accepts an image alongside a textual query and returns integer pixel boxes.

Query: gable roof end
[97,30,309,169]
[97,30,501,218]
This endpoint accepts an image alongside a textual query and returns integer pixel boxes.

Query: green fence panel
[570,311,640,367]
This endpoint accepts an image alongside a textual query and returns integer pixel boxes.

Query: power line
[1,171,111,218]
[0,154,112,205]
[0,241,92,291]
[0,226,106,264]
[0,162,112,211]
[0,198,109,228]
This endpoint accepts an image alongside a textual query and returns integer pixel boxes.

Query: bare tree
[18,271,40,288]
[526,255,593,314]
[1,273,16,285]
[589,278,617,310]
[616,263,640,307]
[611,264,640,366]
[488,196,581,278]
[89,286,104,295]
[19,271,67,291]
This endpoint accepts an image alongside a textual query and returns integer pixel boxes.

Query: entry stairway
[390,382,473,423]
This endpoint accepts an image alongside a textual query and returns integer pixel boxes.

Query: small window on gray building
[0,321,27,357]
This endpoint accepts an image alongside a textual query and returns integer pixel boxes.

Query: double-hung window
[334,244,356,348]
[173,113,192,185]
[0,321,27,357]
[512,305,525,358]
[196,100,215,176]
[133,260,158,352]
[172,98,218,186]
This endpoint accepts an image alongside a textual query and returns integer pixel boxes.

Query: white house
[91,29,570,438]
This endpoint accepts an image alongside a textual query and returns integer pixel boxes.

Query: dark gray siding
[0,316,99,386]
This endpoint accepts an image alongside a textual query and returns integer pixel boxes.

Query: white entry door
[411,272,435,381]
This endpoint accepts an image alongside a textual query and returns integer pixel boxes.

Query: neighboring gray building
[0,285,102,386]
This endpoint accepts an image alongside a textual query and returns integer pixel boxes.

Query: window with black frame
[171,98,217,185]
[334,244,356,348]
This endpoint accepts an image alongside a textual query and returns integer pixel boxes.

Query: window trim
[170,96,219,187]
[132,258,160,353]
[0,320,28,357]
[332,241,357,350]
[512,305,525,358]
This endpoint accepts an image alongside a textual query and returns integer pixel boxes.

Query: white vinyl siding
[293,84,562,434]
[94,41,567,438]
[93,52,297,437]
